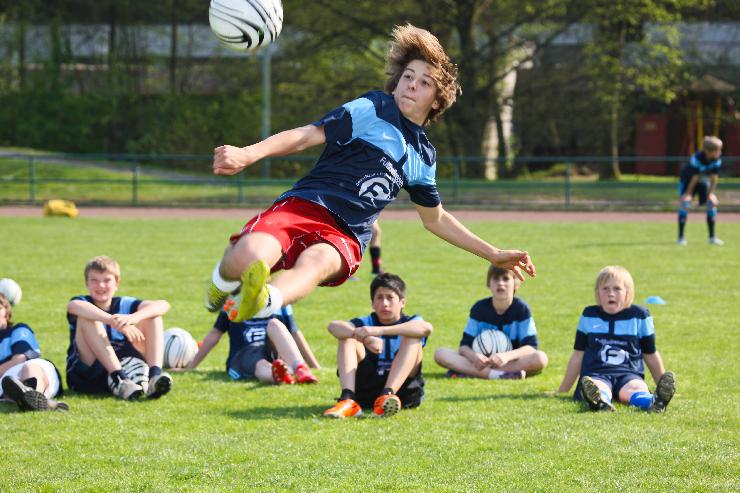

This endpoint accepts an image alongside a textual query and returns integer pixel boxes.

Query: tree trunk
[170,0,178,95]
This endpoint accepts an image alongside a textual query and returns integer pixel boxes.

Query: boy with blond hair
[66,256,172,400]
[434,266,548,380]
[678,135,724,245]
[204,23,535,326]
[558,266,676,413]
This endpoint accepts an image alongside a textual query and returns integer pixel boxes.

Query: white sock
[212,262,241,293]
[254,284,284,318]
[488,369,505,380]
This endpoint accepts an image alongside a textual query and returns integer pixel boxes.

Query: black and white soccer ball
[108,356,149,390]
[209,0,284,51]
[163,328,199,369]
[472,330,513,357]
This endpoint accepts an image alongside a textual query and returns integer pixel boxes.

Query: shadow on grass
[573,241,667,248]
[225,403,327,420]
[436,392,554,403]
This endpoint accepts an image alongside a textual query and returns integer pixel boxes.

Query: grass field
[1,216,738,492]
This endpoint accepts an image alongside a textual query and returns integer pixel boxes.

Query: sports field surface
[1,210,738,492]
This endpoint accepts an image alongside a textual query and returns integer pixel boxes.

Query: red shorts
[230,197,362,286]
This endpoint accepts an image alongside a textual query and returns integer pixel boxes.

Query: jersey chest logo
[600,345,627,365]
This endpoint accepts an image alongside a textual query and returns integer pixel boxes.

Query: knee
[267,318,287,337]
[535,351,549,369]
[434,348,451,366]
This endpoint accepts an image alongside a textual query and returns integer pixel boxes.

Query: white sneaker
[109,377,144,401]
[677,237,687,246]
[708,237,724,246]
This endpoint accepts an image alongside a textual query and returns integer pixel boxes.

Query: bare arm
[213,125,326,176]
[0,353,27,377]
[355,318,432,339]
[643,351,666,385]
[67,299,116,325]
[558,350,584,393]
[185,328,223,370]
[459,344,491,370]
[414,204,536,281]
[111,300,170,328]
[291,330,320,369]
[490,345,536,368]
[327,320,356,340]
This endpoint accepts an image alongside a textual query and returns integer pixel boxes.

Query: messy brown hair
[84,255,121,282]
[384,24,460,124]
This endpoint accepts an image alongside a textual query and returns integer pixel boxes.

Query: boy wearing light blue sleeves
[558,266,676,413]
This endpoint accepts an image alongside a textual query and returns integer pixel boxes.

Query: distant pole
[261,46,272,179]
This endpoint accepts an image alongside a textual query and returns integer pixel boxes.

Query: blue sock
[629,391,653,410]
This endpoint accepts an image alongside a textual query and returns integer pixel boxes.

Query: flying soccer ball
[209,0,284,51]
[0,278,22,306]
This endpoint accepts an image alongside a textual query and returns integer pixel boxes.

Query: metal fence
[1,153,738,211]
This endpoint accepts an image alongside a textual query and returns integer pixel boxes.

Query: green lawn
[1,217,738,492]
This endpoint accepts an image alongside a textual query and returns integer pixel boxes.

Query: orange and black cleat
[323,398,362,418]
[373,394,401,417]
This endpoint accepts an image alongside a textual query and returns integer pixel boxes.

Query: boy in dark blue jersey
[323,273,432,418]
[204,24,535,325]
[184,303,318,385]
[66,256,173,401]
[0,294,68,411]
[435,266,548,379]
[558,266,676,413]
[678,135,723,246]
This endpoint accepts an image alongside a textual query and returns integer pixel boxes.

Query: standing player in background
[677,136,723,246]
[204,23,535,325]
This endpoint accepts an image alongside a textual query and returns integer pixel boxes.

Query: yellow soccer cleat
[232,260,271,322]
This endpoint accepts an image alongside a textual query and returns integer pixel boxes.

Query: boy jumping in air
[204,24,535,323]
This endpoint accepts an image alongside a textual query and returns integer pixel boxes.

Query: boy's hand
[708,193,719,206]
[471,352,490,371]
[110,313,139,330]
[491,250,536,281]
[119,324,145,344]
[213,145,258,175]
[364,336,384,355]
[354,326,379,340]
[489,352,509,368]
[680,193,692,204]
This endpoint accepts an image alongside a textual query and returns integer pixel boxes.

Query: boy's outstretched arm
[184,328,223,370]
[414,204,536,281]
[213,125,326,176]
[558,350,584,393]
[643,351,666,385]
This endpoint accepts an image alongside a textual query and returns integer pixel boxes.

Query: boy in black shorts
[323,273,432,418]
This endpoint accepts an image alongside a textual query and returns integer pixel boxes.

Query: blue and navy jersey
[66,295,142,358]
[574,304,657,377]
[213,305,297,369]
[350,312,427,375]
[680,151,722,184]
[0,323,41,365]
[278,91,440,252]
[460,297,538,349]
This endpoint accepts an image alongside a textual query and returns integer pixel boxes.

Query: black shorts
[680,179,709,205]
[227,343,274,380]
[66,345,144,394]
[354,356,425,410]
[573,372,644,402]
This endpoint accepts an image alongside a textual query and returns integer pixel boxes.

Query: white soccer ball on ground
[209,0,284,51]
[163,328,199,369]
[0,278,22,306]
[472,330,513,357]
